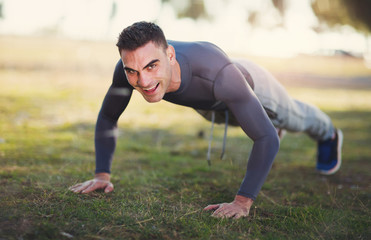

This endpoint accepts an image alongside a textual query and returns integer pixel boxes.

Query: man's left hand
[203,195,253,219]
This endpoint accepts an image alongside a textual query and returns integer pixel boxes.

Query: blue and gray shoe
[316,129,343,175]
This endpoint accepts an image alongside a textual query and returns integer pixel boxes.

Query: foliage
[161,0,207,20]
[311,0,371,33]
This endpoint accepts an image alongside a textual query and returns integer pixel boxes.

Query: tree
[341,0,371,32]
[0,1,3,19]
[311,0,371,33]
[161,0,207,20]
[311,0,371,54]
[272,0,286,18]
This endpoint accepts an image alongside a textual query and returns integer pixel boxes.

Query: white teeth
[144,84,157,91]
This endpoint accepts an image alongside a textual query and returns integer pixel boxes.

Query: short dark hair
[116,21,168,53]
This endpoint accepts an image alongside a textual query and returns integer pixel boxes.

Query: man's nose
[138,72,151,87]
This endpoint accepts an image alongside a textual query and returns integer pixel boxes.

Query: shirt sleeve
[95,60,133,174]
[214,63,280,200]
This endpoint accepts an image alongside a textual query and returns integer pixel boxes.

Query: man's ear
[167,45,176,63]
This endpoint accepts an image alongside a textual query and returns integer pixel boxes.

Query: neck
[167,60,181,93]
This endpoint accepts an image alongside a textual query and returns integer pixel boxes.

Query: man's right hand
[69,172,114,194]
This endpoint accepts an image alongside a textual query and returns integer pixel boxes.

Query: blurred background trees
[161,0,208,20]
[161,0,371,54]
[162,0,371,34]
[1,0,370,57]
[311,0,370,52]
[311,0,371,33]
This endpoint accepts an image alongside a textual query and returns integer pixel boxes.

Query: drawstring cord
[206,111,215,166]
[221,110,229,159]
[206,110,229,166]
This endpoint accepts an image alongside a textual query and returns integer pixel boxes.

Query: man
[69,21,343,219]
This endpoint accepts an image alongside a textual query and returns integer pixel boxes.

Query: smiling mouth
[143,83,159,94]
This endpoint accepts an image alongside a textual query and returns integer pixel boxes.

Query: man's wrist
[234,195,254,208]
[95,172,111,181]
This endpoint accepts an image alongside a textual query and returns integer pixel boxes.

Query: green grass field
[1,36,370,239]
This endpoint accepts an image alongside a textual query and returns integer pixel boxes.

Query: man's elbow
[270,131,280,154]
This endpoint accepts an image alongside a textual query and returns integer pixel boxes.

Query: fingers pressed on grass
[69,183,82,189]
[69,179,114,194]
[71,180,93,193]
[203,204,221,211]
[233,213,242,219]
[69,183,84,192]
[81,181,98,193]
[212,210,228,218]
[104,183,114,193]
[213,204,226,214]
[213,210,246,219]
[69,185,82,193]
[223,210,235,217]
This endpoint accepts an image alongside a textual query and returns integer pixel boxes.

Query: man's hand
[203,195,253,219]
[69,172,114,194]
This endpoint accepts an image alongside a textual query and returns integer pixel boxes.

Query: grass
[1,36,371,239]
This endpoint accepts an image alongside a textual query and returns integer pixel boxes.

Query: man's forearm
[95,115,118,174]
[237,134,280,200]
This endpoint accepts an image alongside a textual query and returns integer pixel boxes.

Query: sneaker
[316,129,343,175]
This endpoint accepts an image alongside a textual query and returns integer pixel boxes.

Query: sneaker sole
[319,129,343,175]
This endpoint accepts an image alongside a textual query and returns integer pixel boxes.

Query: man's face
[121,41,174,103]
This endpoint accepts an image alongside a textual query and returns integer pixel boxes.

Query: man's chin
[143,94,162,103]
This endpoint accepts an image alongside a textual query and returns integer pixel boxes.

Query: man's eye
[126,70,135,75]
[148,64,156,70]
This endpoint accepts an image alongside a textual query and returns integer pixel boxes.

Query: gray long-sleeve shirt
[95,40,280,200]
